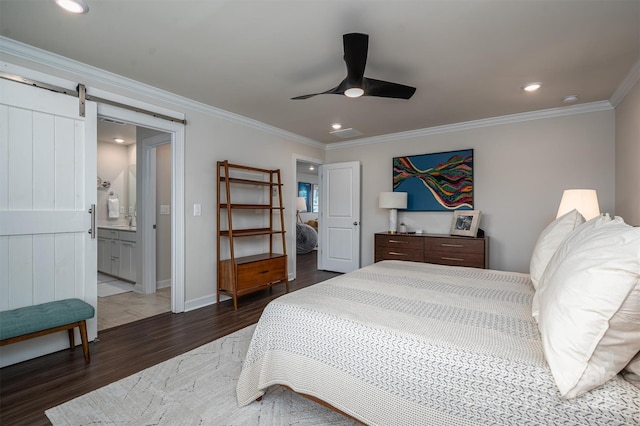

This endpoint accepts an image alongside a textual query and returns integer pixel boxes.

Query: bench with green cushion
[0,298,95,363]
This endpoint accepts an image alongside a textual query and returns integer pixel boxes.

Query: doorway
[293,155,322,280]
[96,120,174,330]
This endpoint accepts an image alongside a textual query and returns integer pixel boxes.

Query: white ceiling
[1,0,638,144]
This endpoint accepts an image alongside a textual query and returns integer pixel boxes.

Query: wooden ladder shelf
[216,161,289,310]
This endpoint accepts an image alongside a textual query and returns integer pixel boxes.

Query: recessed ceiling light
[522,82,542,92]
[331,123,342,130]
[344,87,364,98]
[53,0,89,14]
[309,166,315,171]
[114,138,124,144]
[562,95,579,104]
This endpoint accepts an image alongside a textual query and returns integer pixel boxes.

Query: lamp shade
[296,197,307,212]
[556,189,600,221]
[379,192,407,209]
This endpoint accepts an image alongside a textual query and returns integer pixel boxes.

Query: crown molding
[0,36,323,149]
[325,101,613,150]
[609,59,640,108]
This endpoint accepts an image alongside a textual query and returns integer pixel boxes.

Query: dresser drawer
[425,251,486,268]
[375,234,423,249]
[236,256,287,292]
[425,236,486,268]
[425,237,485,254]
[375,234,424,263]
[375,247,424,262]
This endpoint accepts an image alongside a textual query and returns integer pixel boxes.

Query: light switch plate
[160,205,170,215]
[193,203,201,216]
[119,206,125,213]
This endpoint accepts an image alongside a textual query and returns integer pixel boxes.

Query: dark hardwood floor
[0,252,339,426]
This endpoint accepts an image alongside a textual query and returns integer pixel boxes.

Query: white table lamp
[379,192,408,233]
[296,197,307,223]
[556,189,600,221]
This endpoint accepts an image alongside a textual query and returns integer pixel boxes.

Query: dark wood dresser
[374,232,489,269]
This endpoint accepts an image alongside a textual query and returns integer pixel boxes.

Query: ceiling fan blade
[363,77,416,99]
[343,33,368,85]
[291,93,321,100]
[291,83,344,100]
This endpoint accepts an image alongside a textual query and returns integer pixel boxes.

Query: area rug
[46,325,357,425]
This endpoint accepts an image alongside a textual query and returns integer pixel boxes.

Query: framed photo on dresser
[450,210,481,237]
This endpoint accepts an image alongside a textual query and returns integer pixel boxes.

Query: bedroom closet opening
[295,160,321,277]
[96,119,172,331]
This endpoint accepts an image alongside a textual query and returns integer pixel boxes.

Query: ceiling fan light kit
[292,33,416,101]
[344,87,364,98]
[53,0,89,14]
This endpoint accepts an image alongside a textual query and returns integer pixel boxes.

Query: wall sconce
[379,192,407,233]
[556,189,600,221]
[296,197,307,223]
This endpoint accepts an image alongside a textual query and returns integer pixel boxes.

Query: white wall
[326,110,616,273]
[615,78,640,226]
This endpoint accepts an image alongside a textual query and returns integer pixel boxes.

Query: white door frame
[97,104,185,313]
[140,134,171,296]
[291,154,323,279]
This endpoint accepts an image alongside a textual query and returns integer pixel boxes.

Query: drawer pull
[441,256,465,262]
[388,240,408,244]
[441,243,463,248]
[259,270,269,274]
[389,251,409,256]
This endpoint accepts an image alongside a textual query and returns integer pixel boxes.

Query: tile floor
[97,273,171,331]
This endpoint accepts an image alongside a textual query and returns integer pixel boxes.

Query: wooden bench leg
[78,320,90,364]
[68,328,75,349]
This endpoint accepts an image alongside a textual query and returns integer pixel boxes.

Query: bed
[237,259,640,425]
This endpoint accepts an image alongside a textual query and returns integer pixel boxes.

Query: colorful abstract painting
[393,149,474,211]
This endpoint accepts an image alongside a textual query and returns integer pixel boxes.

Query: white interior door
[319,161,361,273]
[0,78,97,367]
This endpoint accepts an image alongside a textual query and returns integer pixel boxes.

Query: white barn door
[0,78,97,367]
[319,161,361,273]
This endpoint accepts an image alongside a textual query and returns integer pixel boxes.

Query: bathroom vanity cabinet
[98,227,137,282]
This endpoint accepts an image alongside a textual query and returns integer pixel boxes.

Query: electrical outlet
[119,206,125,213]
[129,206,134,214]
[193,203,201,216]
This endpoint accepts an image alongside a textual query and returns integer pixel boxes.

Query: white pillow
[532,214,610,321]
[529,209,584,289]
[537,217,640,399]
[623,352,640,389]
[626,352,640,375]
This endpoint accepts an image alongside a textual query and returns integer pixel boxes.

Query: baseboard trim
[156,279,171,289]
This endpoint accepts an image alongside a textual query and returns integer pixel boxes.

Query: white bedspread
[236,261,640,425]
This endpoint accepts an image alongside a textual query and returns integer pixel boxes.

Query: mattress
[236,260,640,425]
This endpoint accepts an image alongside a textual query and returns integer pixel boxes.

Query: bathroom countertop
[98,225,137,232]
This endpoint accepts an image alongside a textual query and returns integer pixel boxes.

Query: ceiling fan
[291,33,416,100]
